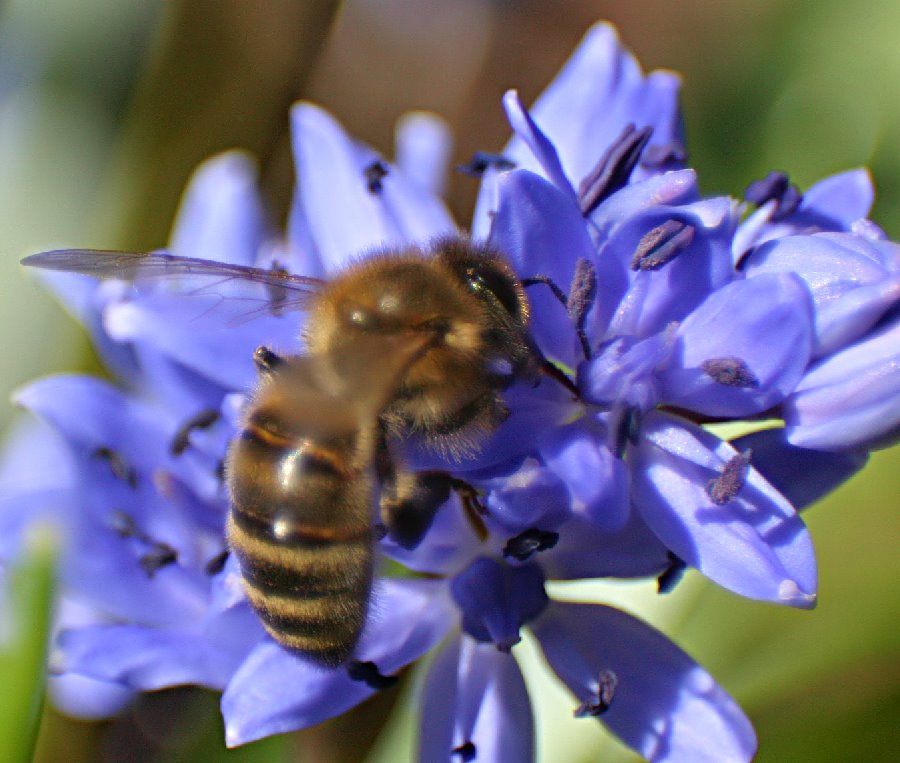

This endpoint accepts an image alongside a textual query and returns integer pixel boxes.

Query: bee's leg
[379,469,489,549]
[379,469,454,550]
[446,476,489,541]
[253,345,285,376]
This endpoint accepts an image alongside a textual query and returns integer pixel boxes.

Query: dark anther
[701,357,759,388]
[93,447,138,488]
[347,660,398,690]
[707,449,753,505]
[640,141,688,170]
[614,407,642,459]
[364,159,389,194]
[567,258,597,360]
[205,549,229,576]
[574,670,618,717]
[253,345,285,375]
[171,409,220,456]
[109,510,178,577]
[503,528,559,561]
[657,551,687,593]
[138,543,178,578]
[578,124,653,216]
[373,522,388,541]
[267,261,290,314]
[451,741,477,762]
[215,460,226,482]
[744,171,803,221]
[631,219,695,271]
[109,510,138,537]
[457,151,516,177]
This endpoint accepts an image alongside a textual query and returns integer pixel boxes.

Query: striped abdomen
[226,412,374,667]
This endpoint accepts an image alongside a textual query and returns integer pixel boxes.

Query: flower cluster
[3,21,898,762]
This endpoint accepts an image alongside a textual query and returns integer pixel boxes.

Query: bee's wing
[21,249,325,318]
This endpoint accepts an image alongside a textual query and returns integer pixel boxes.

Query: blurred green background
[0,1,897,761]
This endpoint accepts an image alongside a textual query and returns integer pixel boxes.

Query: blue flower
[6,18,898,763]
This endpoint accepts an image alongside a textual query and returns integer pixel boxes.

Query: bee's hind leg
[378,470,489,549]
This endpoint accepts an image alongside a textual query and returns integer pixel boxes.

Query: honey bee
[22,236,564,667]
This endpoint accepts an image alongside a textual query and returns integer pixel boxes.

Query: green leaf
[0,526,58,763]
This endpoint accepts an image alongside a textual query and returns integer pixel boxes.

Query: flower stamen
[205,549,229,576]
[706,449,753,505]
[574,670,618,717]
[701,357,759,388]
[364,159,389,194]
[93,446,138,488]
[641,140,688,169]
[109,510,178,577]
[744,171,802,220]
[171,408,220,456]
[502,528,559,561]
[567,258,597,360]
[456,151,516,177]
[579,123,653,216]
[347,660,398,690]
[657,551,687,593]
[631,219,695,271]
[451,741,477,761]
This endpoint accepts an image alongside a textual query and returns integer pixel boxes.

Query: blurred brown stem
[104,0,342,250]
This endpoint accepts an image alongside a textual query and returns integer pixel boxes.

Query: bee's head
[432,236,530,329]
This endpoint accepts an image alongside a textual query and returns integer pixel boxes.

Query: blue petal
[395,111,453,197]
[631,412,817,607]
[55,622,252,691]
[14,377,215,622]
[168,151,267,265]
[482,457,572,533]
[290,102,397,269]
[743,232,900,355]
[48,674,133,720]
[35,274,140,381]
[451,558,547,651]
[489,169,600,365]
[734,169,877,258]
[532,602,757,763]
[659,273,814,417]
[419,635,534,763]
[471,165,506,241]
[14,375,171,472]
[222,579,452,746]
[784,316,900,451]
[289,103,454,273]
[544,512,670,581]
[502,90,576,198]
[504,22,683,188]
[730,428,868,510]
[103,293,300,392]
[588,169,699,240]
[540,419,630,531]
[801,168,874,226]
[606,196,738,340]
[578,332,673,411]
